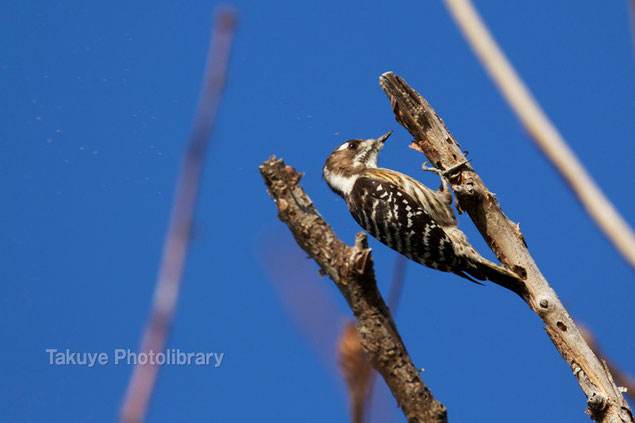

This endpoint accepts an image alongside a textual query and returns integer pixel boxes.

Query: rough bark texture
[260,158,447,423]
[379,71,633,423]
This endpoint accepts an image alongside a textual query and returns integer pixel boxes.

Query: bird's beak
[376,131,393,144]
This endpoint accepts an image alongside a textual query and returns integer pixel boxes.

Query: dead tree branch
[260,158,447,423]
[442,0,635,269]
[379,72,633,422]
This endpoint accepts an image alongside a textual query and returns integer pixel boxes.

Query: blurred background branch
[442,0,635,270]
[338,322,373,423]
[388,256,408,313]
[119,9,237,423]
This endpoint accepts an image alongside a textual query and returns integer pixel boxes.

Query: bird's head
[323,131,392,197]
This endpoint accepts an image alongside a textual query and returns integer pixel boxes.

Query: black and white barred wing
[348,176,460,272]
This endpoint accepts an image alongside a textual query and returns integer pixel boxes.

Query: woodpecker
[323,131,524,294]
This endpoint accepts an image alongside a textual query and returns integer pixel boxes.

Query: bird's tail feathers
[455,271,485,286]
[464,258,526,296]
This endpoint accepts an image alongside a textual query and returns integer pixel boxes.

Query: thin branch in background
[388,255,408,313]
[119,9,237,423]
[442,0,635,269]
[630,0,635,59]
[260,158,448,423]
[579,324,635,403]
[259,236,344,381]
[379,72,633,422]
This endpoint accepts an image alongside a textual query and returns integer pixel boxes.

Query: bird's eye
[347,141,359,150]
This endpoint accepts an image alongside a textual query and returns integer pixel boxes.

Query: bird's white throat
[323,168,359,198]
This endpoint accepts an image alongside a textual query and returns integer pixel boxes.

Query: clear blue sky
[1,1,633,421]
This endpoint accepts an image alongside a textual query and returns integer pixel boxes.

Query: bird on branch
[323,131,524,295]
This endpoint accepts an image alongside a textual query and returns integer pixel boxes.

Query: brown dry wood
[379,71,633,423]
[260,158,447,423]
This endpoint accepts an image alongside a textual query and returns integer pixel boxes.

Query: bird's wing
[348,174,460,273]
[363,168,457,227]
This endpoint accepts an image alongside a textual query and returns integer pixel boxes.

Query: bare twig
[442,0,635,269]
[260,158,447,423]
[379,72,633,422]
[119,9,237,423]
[580,324,635,403]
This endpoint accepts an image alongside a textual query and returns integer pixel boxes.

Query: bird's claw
[422,159,472,179]
[421,161,441,175]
